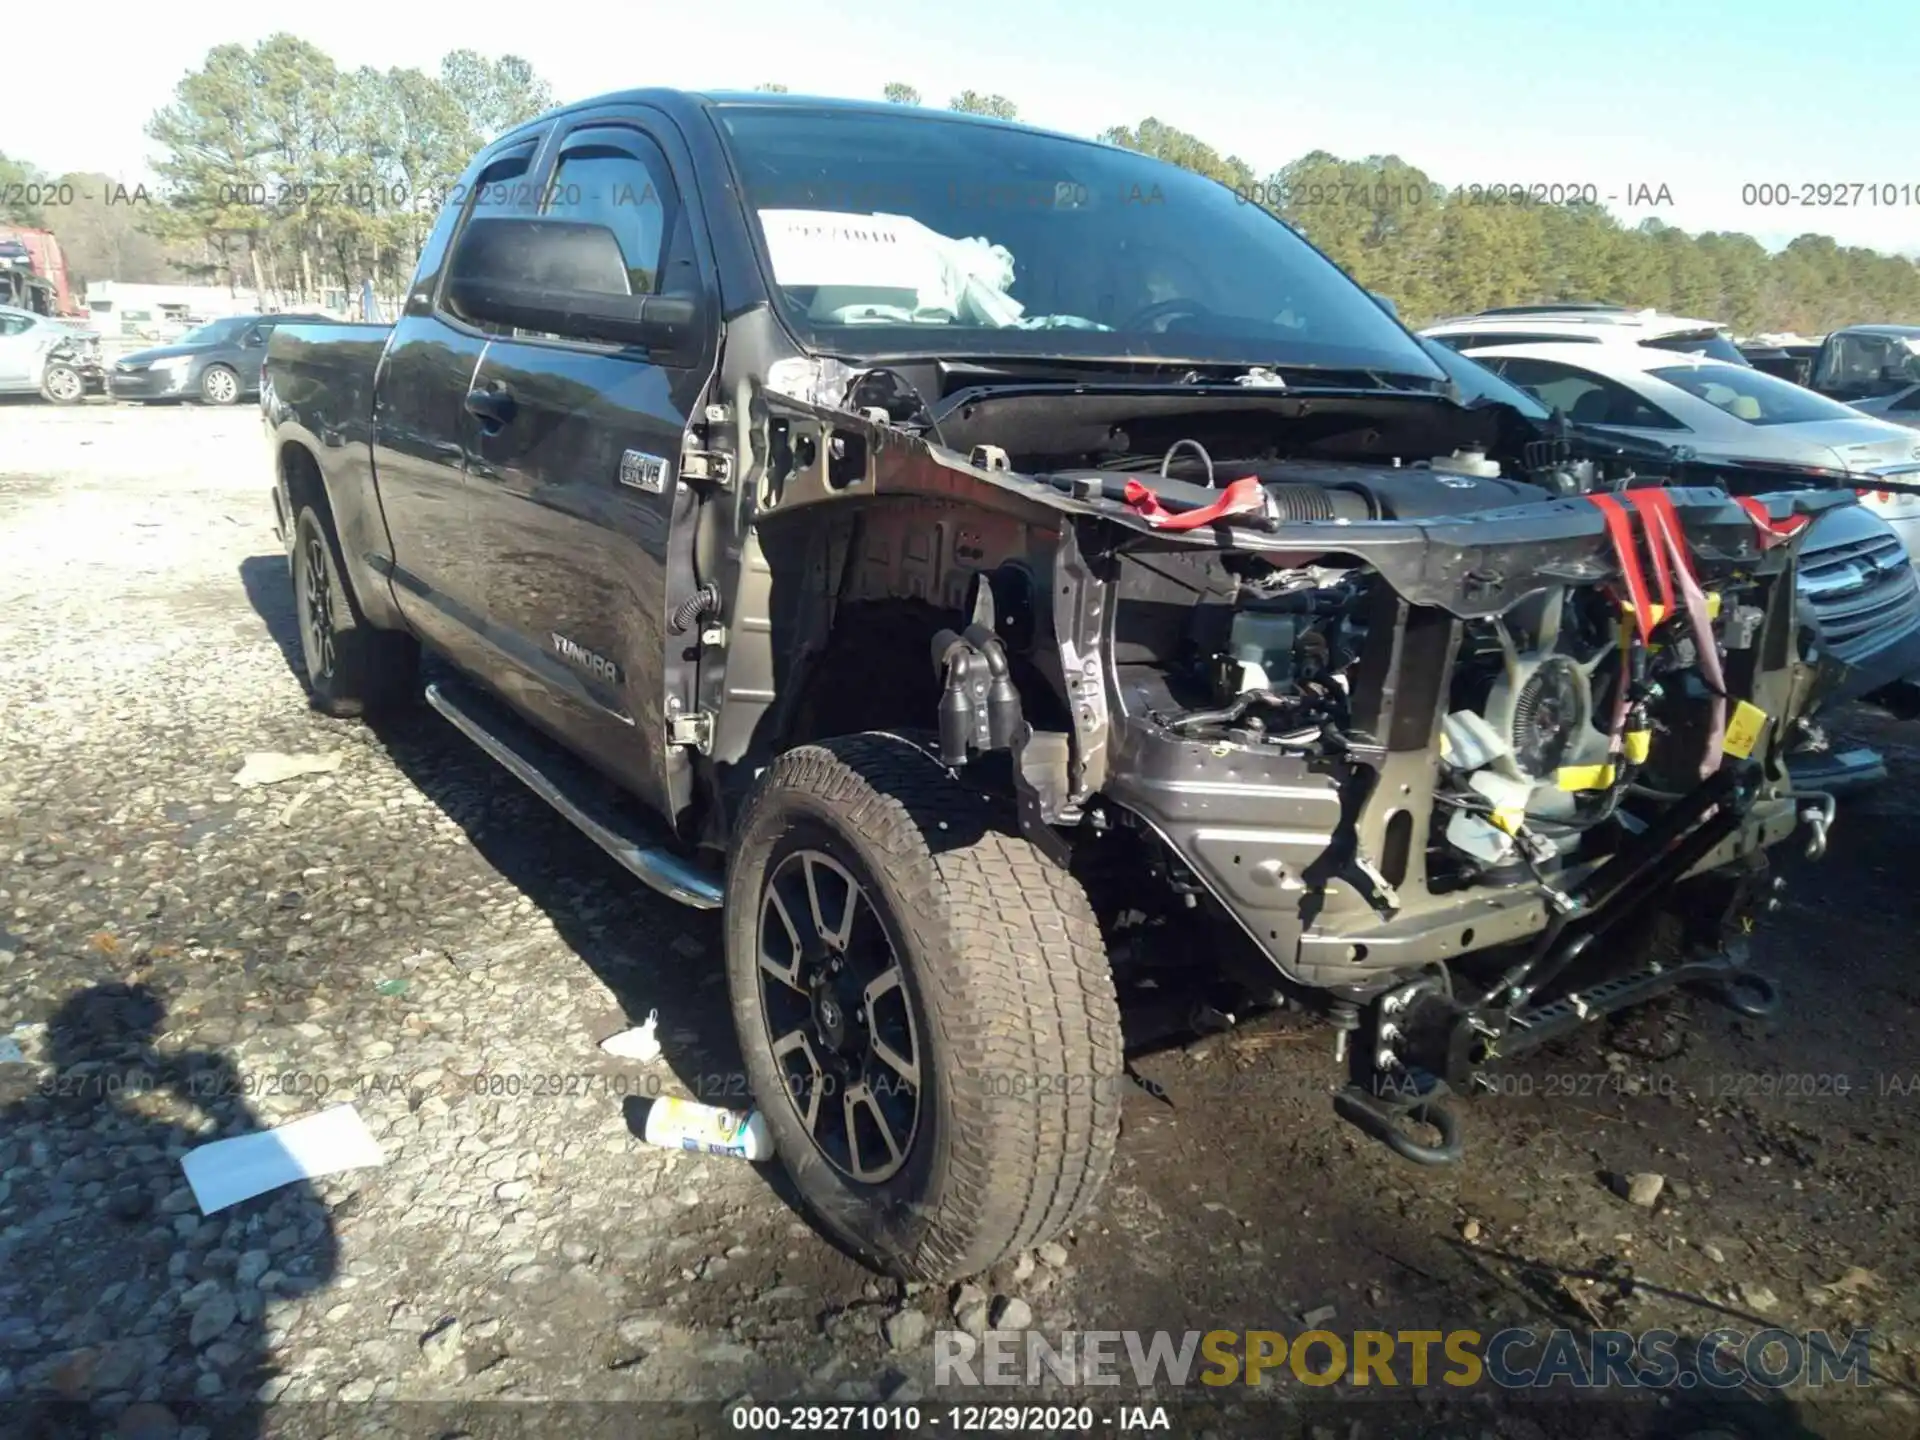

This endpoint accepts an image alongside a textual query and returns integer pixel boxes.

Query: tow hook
[1715,970,1781,1019]
[1792,790,1836,860]
[1334,1079,1464,1167]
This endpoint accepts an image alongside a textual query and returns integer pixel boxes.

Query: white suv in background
[1422,304,1751,365]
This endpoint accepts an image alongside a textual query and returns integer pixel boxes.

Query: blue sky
[6,0,1916,254]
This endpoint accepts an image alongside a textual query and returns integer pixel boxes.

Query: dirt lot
[1,400,1918,1440]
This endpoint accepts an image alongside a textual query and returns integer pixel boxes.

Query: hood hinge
[680,448,733,488]
[682,402,735,489]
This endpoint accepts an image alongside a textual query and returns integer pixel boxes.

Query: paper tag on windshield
[758,210,940,292]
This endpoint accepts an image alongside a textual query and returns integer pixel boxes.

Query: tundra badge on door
[619,450,668,493]
[550,632,621,684]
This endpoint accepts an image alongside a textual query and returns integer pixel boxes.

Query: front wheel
[41,363,85,405]
[200,364,239,405]
[725,732,1122,1281]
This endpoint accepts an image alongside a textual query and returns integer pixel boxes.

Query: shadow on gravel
[238,554,749,1118]
[238,554,304,681]
[0,982,339,1439]
[1455,1230,1920,1438]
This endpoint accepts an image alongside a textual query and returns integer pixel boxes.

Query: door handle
[465,382,516,432]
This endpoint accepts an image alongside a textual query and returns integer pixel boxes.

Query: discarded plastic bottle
[642,1095,773,1161]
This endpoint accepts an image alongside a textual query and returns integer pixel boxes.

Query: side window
[1830,335,1892,391]
[540,129,691,299]
[0,314,33,337]
[430,145,539,330]
[1495,358,1685,429]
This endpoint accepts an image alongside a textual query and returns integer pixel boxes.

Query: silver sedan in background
[1430,339,1920,566]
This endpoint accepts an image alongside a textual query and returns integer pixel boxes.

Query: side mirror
[445,216,700,356]
[1368,290,1400,319]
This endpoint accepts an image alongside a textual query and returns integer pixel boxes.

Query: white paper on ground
[232,751,345,789]
[181,1103,386,1214]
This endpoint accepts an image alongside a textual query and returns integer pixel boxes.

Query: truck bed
[264,322,393,435]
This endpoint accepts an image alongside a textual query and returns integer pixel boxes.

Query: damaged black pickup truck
[264,90,1844,1281]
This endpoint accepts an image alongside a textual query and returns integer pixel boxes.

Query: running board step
[423,681,723,910]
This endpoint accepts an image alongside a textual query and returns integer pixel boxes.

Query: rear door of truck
[458,106,721,820]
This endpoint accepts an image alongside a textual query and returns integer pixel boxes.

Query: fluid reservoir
[1429,447,1502,479]
[1229,611,1297,689]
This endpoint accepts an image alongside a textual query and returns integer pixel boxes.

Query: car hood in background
[117,343,213,367]
[1849,387,1920,430]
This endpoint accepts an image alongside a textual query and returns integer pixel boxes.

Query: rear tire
[290,505,419,717]
[725,731,1122,1281]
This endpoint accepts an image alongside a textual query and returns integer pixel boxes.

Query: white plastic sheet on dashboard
[757,210,1024,326]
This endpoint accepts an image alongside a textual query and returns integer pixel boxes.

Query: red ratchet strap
[1635,490,1730,776]
[1735,496,1810,550]
[1586,494,1657,643]
[1121,474,1267,532]
[1624,491,1679,625]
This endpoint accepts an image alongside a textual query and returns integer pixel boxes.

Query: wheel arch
[698,498,1077,856]
[275,434,408,632]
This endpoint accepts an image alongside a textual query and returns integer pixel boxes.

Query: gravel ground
[1,400,1918,1440]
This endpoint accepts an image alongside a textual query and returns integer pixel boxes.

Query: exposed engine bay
[1076,446,1807,950]
[723,362,1844,1161]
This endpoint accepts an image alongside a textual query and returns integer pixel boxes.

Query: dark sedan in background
[110,313,329,405]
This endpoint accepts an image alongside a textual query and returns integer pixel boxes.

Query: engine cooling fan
[1509,655,1589,777]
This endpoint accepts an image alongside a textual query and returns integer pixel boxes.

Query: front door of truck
[460,112,718,821]
[371,138,543,658]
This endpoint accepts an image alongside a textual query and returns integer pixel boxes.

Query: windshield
[1648,362,1867,425]
[1644,330,1749,365]
[177,318,242,346]
[1414,336,1549,419]
[715,105,1445,380]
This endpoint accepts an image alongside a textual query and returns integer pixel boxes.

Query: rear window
[177,318,244,345]
[1648,363,1864,425]
[1644,330,1749,365]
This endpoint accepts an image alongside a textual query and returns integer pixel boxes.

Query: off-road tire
[290,505,419,718]
[725,731,1122,1281]
[200,364,240,405]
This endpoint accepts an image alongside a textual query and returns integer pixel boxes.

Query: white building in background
[80,280,348,339]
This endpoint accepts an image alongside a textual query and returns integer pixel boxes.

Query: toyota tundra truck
[264,89,1842,1281]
